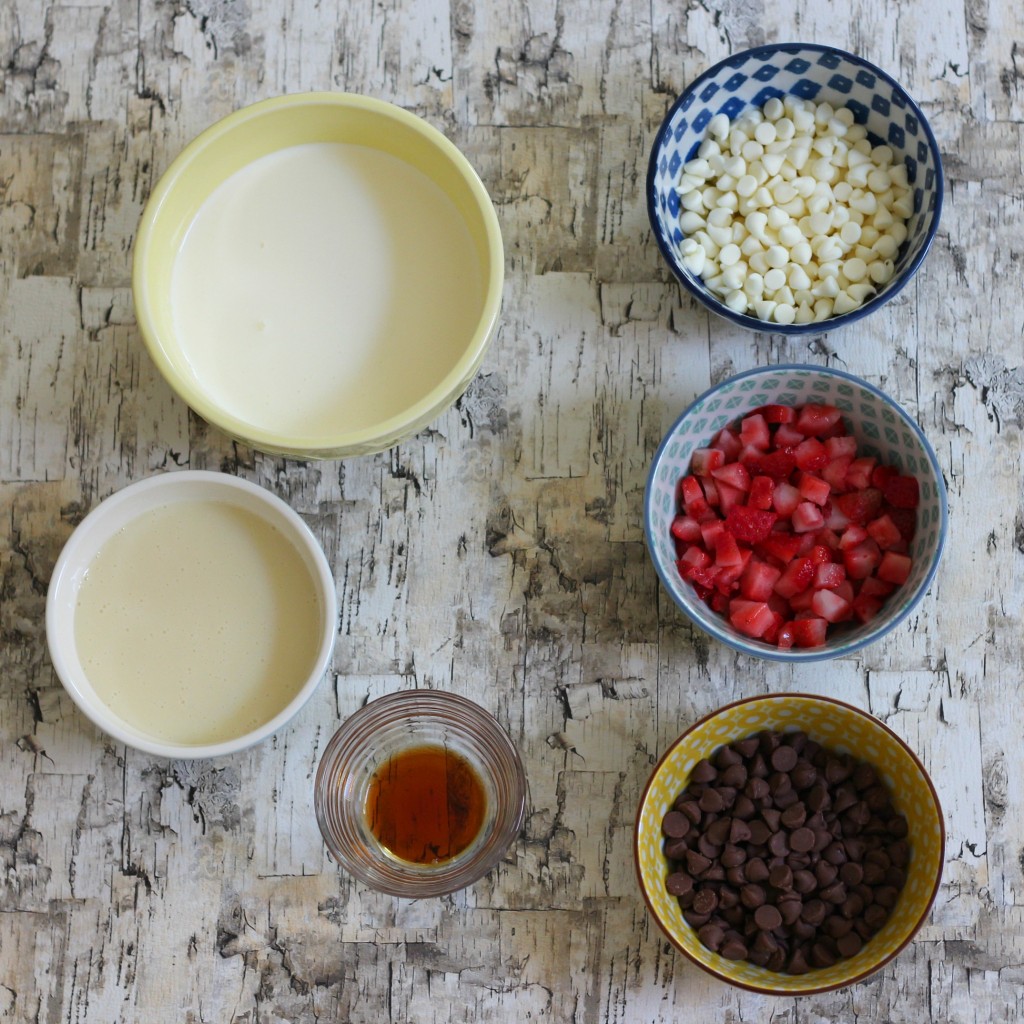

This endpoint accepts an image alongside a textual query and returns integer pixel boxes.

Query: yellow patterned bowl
[634,694,943,995]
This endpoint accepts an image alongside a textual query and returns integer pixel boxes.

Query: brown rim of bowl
[633,692,945,996]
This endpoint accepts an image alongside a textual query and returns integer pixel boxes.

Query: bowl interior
[135,94,503,457]
[636,695,944,994]
[645,366,946,661]
[649,44,942,330]
[46,472,337,758]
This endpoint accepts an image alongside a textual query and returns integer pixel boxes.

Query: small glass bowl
[314,689,528,897]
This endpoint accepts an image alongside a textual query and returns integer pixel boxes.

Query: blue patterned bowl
[644,365,947,662]
[648,44,943,333]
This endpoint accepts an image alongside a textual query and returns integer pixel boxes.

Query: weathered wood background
[1,0,1022,1020]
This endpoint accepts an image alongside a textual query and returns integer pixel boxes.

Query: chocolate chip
[747,820,772,845]
[699,788,725,814]
[715,745,743,770]
[769,864,793,891]
[662,811,691,838]
[733,736,760,759]
[720,938,748,960]
[745,857,770,884]
[789,827,814,853]
[720,763,748,788]
[721,843,747,868]
[692,889,719,915]
[691,758,717,783]
[685,850,711,876]
[677,799,702,823]
[754,904,783,931]
[779,897,804,925]
[683,909,711,929]
[698,923,725,951]
[793,869,817,894]
[790,760,818,790]
[666,871,693,896]
[740,883,766,909]
[780,802,807,829]
[771,745,798,772]
[836,931,863,958]
[745,777,770,801]
[706,818,732,845]
[839,862,864,887]
[664,836,689,860]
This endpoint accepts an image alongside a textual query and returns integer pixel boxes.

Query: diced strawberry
[843,539,882,580]
[774,557,814,599]
[716,480,746,514]
[792,618,828,647]
[845,456,877,489]
[877,551,912,585]
[681,475,711,519]
[834,580,855,605]
[811,589,852,623]
[835,488,883,525]
[739,413,771,450]
[759,404,796,424]
[757,532,803,565]
[867,514,903,550]
[838,525,869,550]
[749,475,775,510]
[883,475,920,510]
[788,586,816,611]
[821,455,853,493]
[814,528,841,551]
[774,423,805,448]
[859,575,896,598]
[701,519,726,550]
[670,515,703,543]
[701,476,720,507]
[871,464,897,490]
[772,481,801,517]
[710,590,730,613]
[684,565,721,591]
[776,621,796,649]
[825,435,859,459]
[819,417,848,439]
[715,532,744,568]
[762,612,785,645]
[711,462,752,492]
[744,447,797,481]
[729,599,776,638]
[792,502,826,533]
[809,544,833,566]
[712,427,743,460]
[798,472,831,506]
[678,544,712,571]
[794,438,829,472]
[690,447,725,475]
[724,506,777,544]
[740,559,783,601]
[813,562,847,590]
[885,506,918,542]
[796,404,843,438]
[852,593,884,623]
[824,503,851,531]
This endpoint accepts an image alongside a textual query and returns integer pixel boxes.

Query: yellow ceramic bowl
[133,93,504,459]
[635,694,943,995]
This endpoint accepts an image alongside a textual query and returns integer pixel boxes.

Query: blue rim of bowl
[642,363,949,662]
[646,43,945,334]
[633,692,946,995]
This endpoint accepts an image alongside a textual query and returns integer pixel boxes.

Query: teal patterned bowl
[644,364,947,661]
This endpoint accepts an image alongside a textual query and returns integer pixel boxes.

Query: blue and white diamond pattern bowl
[648,44,943,333]
[644,364,947,662]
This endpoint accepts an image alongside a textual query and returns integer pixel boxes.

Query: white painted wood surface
[1,1,1022,1020]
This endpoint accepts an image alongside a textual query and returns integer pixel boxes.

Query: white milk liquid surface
[74,500,323,745]
[171,142,485,437]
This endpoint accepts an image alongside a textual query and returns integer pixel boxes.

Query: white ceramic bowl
[46,471,337,758]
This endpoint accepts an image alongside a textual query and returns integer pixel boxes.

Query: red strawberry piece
[792,618,828,647]
[838,525,869,550]
[749,475,775,510]
[700,519,726,549]
[701,475,721,508]
[858,575,896,598]
[773,423,805,448]
[685,565,722,591]
[759,404,796,424]
[747,447,797,480]
[877,551,912,585]
[796,404,843,438]
[772,481,801,517]
[740,559,783,601]
[834,579,855,605]
[792,502,826,533]
[776,621,796,649]
[724,506,778,544]
[788,586,816,611]
[774,557,814,599]
[678,544,712,571]
[845,456,877,489]
[821,455,853,493]
[716,480,746,514]
[710,590,730,613]
[867,514,903,550]
[883,475,920,509]
[813,562,847,590]
[756,532,803,565]
[794,438,829,471]
[715,531,745,568]
[871,464,897,490]
[711,428,743,460]
[798,472,831,506]
[690,447,725,475]
[728,599,776,638]
[885,506,917,542]
[825,435,858,459]
[809,544,833,566]
[843,539,882,580]
[852,594,884,623]
[762,612,785,644]
[835,487,883,525]
[740,413,771,449]
[670,515,703,542]
[712,462,752,492]
[811,589,852,623]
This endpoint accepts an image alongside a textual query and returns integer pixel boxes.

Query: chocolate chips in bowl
[662,729,909,974]
[634,694,944,995]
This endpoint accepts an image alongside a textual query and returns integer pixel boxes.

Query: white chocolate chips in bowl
[676,96,912,327]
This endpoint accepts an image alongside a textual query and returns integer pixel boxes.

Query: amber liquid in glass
[365,744,487,865]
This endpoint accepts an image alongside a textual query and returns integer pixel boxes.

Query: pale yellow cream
[170,141,484,438]
[74,500,323,745]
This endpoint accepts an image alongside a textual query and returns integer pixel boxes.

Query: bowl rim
[642,362,948,662]
[45,470,338,759]
[633,691,946,995]
[132,91,505,458]
[646,42,945,335]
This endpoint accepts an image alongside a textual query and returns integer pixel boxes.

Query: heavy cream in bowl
[133,93,505,459]
[46,472,338,759]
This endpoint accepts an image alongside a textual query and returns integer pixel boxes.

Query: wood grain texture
[2,0,1023,1020]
